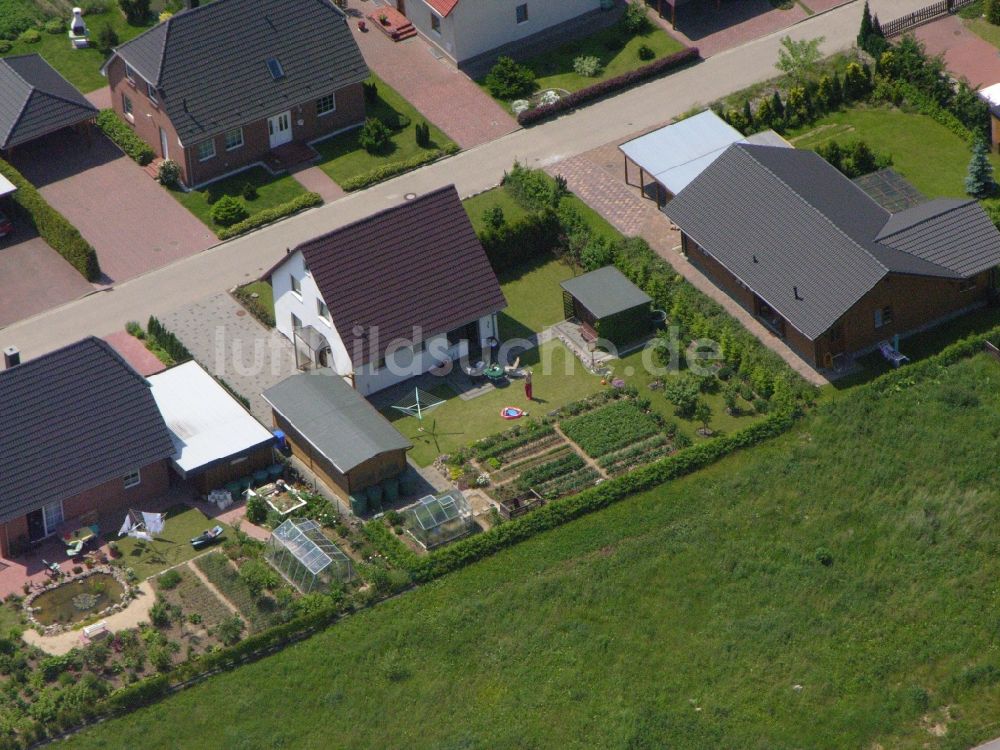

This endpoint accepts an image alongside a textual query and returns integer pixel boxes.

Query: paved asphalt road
[0,0,932,359]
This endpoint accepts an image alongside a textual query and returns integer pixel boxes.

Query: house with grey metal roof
[269,185,506,396]
[0,54,97,151]
[0,338,174,558]
[102,0,369,188]
[262,370,412,499]
[665,143,1000,369]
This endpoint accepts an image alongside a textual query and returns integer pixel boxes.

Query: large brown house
[102,0,369,188]
[0,339,175,558]
[665,144,1000,370]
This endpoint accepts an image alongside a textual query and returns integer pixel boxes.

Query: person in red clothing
[524,370,533,401]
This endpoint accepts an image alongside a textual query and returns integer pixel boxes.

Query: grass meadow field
[64,354,1000,749]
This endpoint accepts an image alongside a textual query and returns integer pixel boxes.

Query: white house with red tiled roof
[394,0,604,69]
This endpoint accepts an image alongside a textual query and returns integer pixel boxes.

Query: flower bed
[561,400,661,458]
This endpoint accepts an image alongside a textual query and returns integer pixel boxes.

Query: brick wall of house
[108,55,366,187]
[183,83,362,186]
[0,459,170,558]
[107,56,184,171]
[682,234,756,312]
[828,271,991,360]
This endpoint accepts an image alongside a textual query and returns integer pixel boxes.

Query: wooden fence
[882,0,978,37]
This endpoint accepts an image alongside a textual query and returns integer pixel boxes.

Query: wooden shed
[561,267,653,349]
[262,371,411,498]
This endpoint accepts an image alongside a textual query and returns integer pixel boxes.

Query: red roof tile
[426,0,459,16]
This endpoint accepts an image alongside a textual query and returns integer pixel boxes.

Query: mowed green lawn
[168,166,308,235]
[385,340,604,466]
[788,105,1000,199]
[314,74,454,186]
[64,354,1000,749]
[0,10,152,93]
[114,504,232,581]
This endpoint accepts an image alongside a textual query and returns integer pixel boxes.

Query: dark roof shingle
[292,185,507,367]
[665,144,888,341]
[0,338,175,523]
[0,54,97,149]
[112,0,368,143]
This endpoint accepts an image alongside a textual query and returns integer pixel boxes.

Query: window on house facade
[146,82,158,104]
[374,356,385,371]
[413,339,426,354]
[122,93,134,120]
[197,139,216,161]
[290,273,302,296]
[224,127,244,150]
[515,3,528,23]
[430,12,441,33]
[291,312,302,330]
[874,305,893,329]
[317,299,331,322]
[124,63,136,84]
[959,278,977,292]
[123,469,141,489]
[316,93,336,116]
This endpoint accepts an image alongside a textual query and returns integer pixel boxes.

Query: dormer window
[266,58,285,80]
[146,82,158,105]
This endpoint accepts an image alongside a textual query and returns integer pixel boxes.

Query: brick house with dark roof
[102,0,369,188]
[0,338,175,558]
[665,144,1000,370]
[269,185,507,395]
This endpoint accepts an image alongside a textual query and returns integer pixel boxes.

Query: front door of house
[26,510,45,543]
[397,0,406,15]
[268,111,292,149]
[159,127,169,160]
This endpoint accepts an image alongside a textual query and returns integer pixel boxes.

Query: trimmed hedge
[478,209,561,272]
[216,192,323,240]
[517,47,699,126]
[340,144,459,192]
[96,109,155,166]
[0,158,101,281]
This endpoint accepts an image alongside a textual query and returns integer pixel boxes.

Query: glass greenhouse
[403,491,475,549]
[267,518,353,593]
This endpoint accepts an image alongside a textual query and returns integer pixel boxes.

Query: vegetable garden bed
[561,400,662,458]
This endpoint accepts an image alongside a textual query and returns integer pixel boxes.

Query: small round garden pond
[29,573,125,627]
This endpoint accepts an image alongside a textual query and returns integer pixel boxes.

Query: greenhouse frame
[266,518,354,592]
[403,491,475,549]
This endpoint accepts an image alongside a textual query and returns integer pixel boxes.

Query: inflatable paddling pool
[500,407,527,419]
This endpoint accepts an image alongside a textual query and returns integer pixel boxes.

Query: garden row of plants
[561,399,662,458]
[0,158,101,281]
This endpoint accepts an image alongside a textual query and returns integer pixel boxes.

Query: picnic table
[64,524,98,545]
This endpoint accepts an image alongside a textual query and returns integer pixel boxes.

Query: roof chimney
[3,346,20,369]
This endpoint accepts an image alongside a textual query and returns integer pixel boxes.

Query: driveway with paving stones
[159,292,297,423]
[0,227,93,328]
[9,126,215,284]
[916,14,1000,89]
[345,0,518,149]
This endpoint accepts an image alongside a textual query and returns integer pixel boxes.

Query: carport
[0,54,97,153]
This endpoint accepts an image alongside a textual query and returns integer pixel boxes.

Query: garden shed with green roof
[561,266,653,348]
